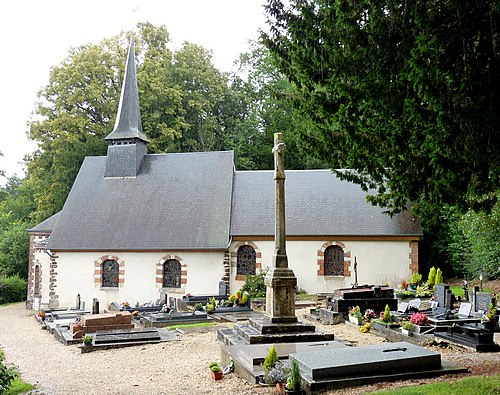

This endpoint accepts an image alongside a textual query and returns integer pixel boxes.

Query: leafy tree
[233,40,329,170]
[262,0,500,214]
[448,197,500,279]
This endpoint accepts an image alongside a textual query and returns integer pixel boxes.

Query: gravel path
[0,303,498,394]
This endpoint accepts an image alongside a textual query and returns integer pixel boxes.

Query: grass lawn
[450,285,494,298]
[5,377,34,395]
[372,374,500,394]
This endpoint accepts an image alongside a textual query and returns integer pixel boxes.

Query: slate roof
[28,211,60,233]
[46,151,235,251]
[230,170,421,237]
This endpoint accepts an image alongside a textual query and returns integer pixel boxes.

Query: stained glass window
[237,245,256,276]
[324,245,344,276]
[102,260,119,287]
[163,259,181,288]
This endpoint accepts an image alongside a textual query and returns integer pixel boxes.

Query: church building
[26,40,421,311]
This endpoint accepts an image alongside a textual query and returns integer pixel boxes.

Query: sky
[0,0,268,185]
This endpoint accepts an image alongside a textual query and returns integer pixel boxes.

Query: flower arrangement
[121,301,130,309]
[265,360,290,385]
[364,309,376,321]
[415,284,433,298]
[37,311,46,320]
[400,320,414,331]
[483,303,498,323]
[349,306,363,319]
[360,322,371,333]
[132,310,139,317]
[410,312,430,326]
[227,289,250,306]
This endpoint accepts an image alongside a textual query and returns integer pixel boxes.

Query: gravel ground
[0,303,498,395]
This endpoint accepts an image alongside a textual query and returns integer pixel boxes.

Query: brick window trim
[156,255,187,289]
[317,241,351,277]
[94,255,125,288]
[230,241,262,281]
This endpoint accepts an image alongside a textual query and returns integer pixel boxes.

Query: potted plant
[359,322,371,333]
[400,320,413,336]
[409,273,422,289]
[208,361,223,381]
[266,361,290,394]
[83,335,93,346]
[348,306,363,325]
[410,312,432,333]
[37,311,46,322]
[285,359,303,394]
[481,303,498,331]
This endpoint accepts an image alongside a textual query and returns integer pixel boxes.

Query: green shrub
[435,268,443,286]
[241,268,267,298]
[262,344,279,372]
[427,267,437,288]
[410,273,422,284]
[0,275,26,305]
[0,350,16,393]
[286,359,301,391]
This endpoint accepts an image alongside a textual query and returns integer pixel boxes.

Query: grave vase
[401,328,412,336]
[276,382,286,395]
[349,315,363,325]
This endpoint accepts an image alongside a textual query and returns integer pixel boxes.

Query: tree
[262,0,500,214]
[233,40,329,170]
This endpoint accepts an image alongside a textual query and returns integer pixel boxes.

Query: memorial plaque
[457,303,472,317]
[408,299,422,311]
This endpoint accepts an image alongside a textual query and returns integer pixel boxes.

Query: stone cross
[272,133,287,266]
[264,132,298,323]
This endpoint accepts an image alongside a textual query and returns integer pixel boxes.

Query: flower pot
[401,328,412,336]
[413,325,433,334]
[349,315,363,325]
[211,371,223,381]
[276,382,286,395]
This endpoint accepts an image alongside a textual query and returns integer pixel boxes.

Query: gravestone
[219,280,228,296]
[397,302,409,313]
[92,298,100,314]
[475,292,495,313]
[76,294,81,310]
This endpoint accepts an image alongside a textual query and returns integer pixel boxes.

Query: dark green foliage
[0,350,16,393]
[263,0,500,214]
[447,197,500,279]
[0,275,27,304]
[286,359,301,391]
[241,268,267,298]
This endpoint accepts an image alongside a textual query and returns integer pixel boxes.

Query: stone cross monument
[264,133,298,323]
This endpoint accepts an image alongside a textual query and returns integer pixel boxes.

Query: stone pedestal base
[265,266,297,323]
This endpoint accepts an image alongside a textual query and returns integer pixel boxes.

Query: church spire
[104,36,149,178]
[105,36,149,142]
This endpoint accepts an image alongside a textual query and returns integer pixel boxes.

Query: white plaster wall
[53,250,226,311]
[32,249,51,306]
[230,240,413,294]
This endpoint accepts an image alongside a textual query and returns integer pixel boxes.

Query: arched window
[34,265,41,296]
[163,259,181,288]
[102,259,119,288]
[324,245,344,276]
[237,245,256,276]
